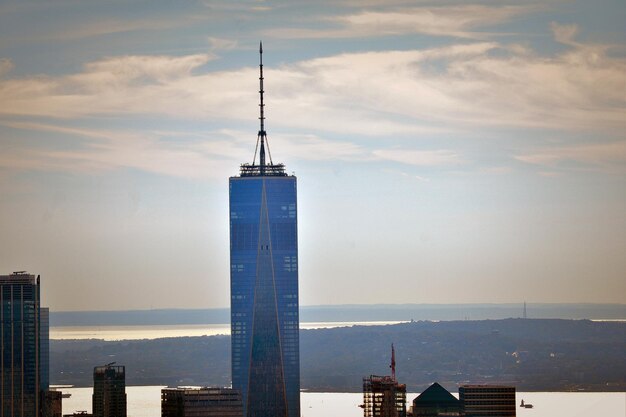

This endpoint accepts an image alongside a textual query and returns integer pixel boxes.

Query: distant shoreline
[50,319,626,392]
[50,303,626,327]
[52,384,626,392]
[49,321,409,341]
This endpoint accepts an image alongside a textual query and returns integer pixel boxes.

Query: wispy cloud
[0,121,244,179]
[208,37,239,51]
[266,5,540,40]
[0,59,13,77]
[268,133,370,162]
[0,121,375,179]
[0,54,216,118]
[2,25,623,137]
[551,22,580,46]
[46,17,189,41]
[4,11,208,45]
[515,141,626,172]
[373,149,463,166]
[1,23,625,181]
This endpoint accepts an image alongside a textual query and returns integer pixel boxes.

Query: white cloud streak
[373,149,463,166]
[0,121,244,179]
[0,121,379,179]
[0,24,625,179]
[208,37,239,51]
[265,5,539,40]
[0,59,14,77]
[515,141,626,172]
[1,28,623,136]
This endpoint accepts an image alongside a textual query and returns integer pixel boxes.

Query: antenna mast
[241,42,285,178]
[259,42,266,175]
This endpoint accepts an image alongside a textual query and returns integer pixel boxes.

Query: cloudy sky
[0,0,624,311]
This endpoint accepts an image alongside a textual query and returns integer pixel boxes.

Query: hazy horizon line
[49,301,626,314]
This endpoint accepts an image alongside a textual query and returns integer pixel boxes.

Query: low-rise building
[161,387,243,417]
[459,385,516,417]
[409,382,460,416]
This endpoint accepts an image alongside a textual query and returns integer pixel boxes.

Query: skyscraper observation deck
[238,162,287,177]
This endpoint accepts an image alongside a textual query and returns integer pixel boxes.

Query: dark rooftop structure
[409,382,460,417]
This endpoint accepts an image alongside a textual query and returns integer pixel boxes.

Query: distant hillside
[50,319,626,392]
[50,303,626,326]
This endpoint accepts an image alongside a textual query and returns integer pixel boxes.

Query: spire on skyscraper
[241,42,286,177]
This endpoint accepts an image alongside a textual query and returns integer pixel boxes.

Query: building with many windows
[459,385,516,417]
[92,364,126,417]
[229,44,300,417]
[161,387,243,417]
[43,389,63,417]
[0,272,48,417]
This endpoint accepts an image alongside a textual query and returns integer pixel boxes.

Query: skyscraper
[0,271,48,417]
[229,43,300,417]
[92,364,126,417]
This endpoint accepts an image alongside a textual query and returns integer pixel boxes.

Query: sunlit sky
[1,0,624,311]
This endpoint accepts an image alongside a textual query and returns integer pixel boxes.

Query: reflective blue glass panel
[229,176,300,417]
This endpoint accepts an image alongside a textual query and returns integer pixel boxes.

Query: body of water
[50,321,407,340]
[58,386,625,417]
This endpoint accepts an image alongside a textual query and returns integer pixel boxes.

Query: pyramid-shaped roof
[413,382,460,407]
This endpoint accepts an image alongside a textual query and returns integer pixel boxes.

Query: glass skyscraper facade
[229,43,300,417]
[0,272,47,417]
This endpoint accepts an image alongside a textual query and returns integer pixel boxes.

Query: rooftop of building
[0,271,37,284]
[364,375,407,390]
[412,383,459,406]
[94,363,125,374]
[162,386,240,393]
[238,163,288,177]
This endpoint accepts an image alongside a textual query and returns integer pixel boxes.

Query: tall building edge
[0,272,49,417]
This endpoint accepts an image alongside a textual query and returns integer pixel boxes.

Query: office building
[409,382,460,417]
[362,345,406,417]
[0,271,48,417]
[459,385,516,417]
[161,387,243,417]
[43,389,63,417]
[229,44,300,417]
[92,364,126,417]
